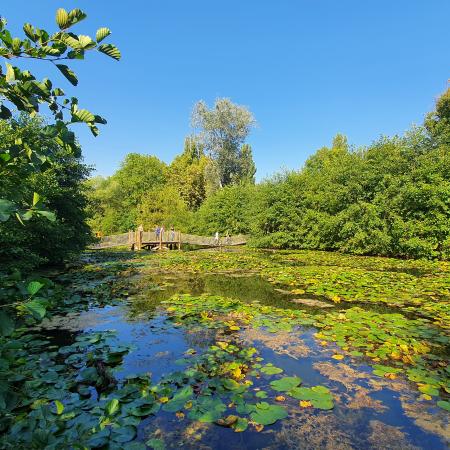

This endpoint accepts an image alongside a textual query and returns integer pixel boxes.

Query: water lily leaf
[236,402,255,414]
[162,386,193,412]
[146,438,165,450]
[250,403,288,425]
[418,385,439,396]
[222,378,241,390]
[112,425,136,443]
[437,400,450,412]
[311,385,330,394]
[288,386,314,400]
[215,415,238,427]
[105,398,120,415]
[270,376,302,392]
[54,400,64,415]
[255,390,268,398]
[311,397,334,410]
[188,396,227,423]
[261,364,283,375]
[232,417,248,432]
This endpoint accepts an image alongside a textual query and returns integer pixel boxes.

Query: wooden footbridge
[90,229,247,251]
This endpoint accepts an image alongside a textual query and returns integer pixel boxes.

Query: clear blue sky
[3,1,450,180]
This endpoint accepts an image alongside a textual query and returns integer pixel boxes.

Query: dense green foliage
[0,7,120,222]
[193,183,254,235]
[89,90,449,260]
[88,101,257,235]
[251,112,450,259]
[87,153,167,233]
[0,116,92,270]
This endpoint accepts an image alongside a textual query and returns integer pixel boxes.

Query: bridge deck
[90,231,247,250]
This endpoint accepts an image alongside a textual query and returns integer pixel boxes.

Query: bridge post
[159,229,162,250]
[135,229,142,251]
[178,231,181,250]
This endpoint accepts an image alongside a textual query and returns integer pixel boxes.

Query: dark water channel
[59,271,448,449]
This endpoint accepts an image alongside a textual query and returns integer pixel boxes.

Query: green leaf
[232,417,248,432]
[96,27,111,43]
[255,390,268,398]
[78,35,95,49]
[162,386,193,412]
[61,33,82,49]
[72,109,95,123]
[311,398,334,410]
[23,23,36,40]
[105,398,120,415]
[0,311,14,336]
[146,438,165,450]
[98,43,121,61]
[222,378,241,390]
[56,64,78,86]
[27,281,44,296]
[24,299,46,320]
[56,8,70,29]
[112,425,136,443]
[261,364,283,375]
[288,387,314,400]
[270,376,302,392]
[418,385,439,396]
[250,403,288,425]
[54,400,64,415]
[37,210,56,222]
[68,8,87,25]
[0,199,16,222]
[437,400,450,412]
[32,192,40,206]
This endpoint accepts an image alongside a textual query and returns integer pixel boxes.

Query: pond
[29,249,449,449]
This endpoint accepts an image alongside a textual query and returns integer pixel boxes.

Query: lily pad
[270,376,302,392]
[250,402,288,425]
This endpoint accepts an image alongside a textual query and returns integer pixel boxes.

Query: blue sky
[3,1,449,180]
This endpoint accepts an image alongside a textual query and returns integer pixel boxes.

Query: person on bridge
[214,231,219,246]
[170,225,175,242]
[155,225,161,240]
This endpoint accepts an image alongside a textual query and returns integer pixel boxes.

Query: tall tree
[168,137,208,210]
[191,98,256,187]
[425,87,450,145]
[239,143,256,184]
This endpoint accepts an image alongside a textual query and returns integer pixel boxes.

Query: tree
[0,7,120,223]
[193,183,255,235]
[168,137,209,210]
[192,98,256,187]
[87,154,167,234]
[425,87,450,145]
[239,143,256,184]
[137,185,193,232]
[0,115,92,269]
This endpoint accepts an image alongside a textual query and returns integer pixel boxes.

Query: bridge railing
[90,230,247,250]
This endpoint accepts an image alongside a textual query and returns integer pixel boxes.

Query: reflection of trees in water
[184,327,219,349]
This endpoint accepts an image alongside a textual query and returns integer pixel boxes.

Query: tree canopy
[192,98,256,187]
